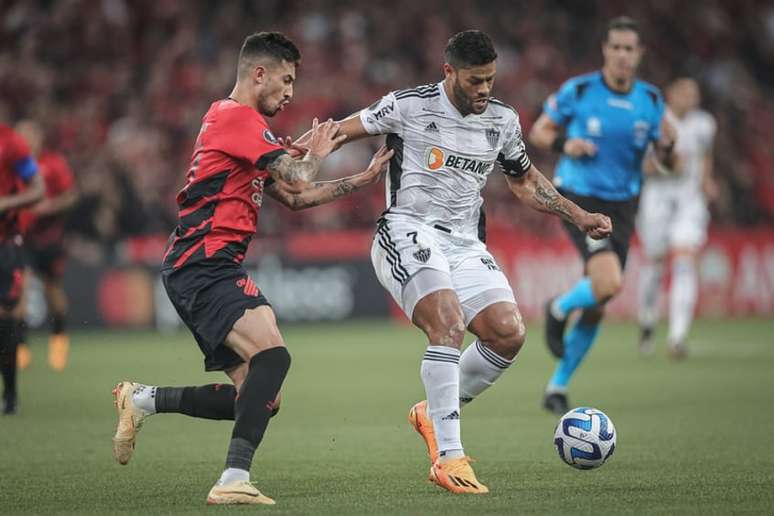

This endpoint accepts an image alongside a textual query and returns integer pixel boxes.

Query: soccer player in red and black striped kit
[15,119,79,372]
[110,32,393,505]
[0,123,45,415]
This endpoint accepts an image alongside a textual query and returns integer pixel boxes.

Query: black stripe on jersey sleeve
[179,171,229,208]
[256,149,287,171]
[394,92,440,101]
[395,83,439,99]
[497,152,532,178]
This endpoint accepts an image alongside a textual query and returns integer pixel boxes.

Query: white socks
[669,255,698,345]
[459,340,514,406]
[131,384,157,415]
[218,467,249,485]
[638,259,664,329]
[421,345,463,458]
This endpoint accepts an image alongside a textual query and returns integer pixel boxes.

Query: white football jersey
[651,109,716,192]
[359,81,531,240]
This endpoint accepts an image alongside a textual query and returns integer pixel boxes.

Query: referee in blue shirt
[529,17,677,414]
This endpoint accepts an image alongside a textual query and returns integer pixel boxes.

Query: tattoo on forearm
[268,154,322,184]
[278,178,358,210]
[533,177,574,221]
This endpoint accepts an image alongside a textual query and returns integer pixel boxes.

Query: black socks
[0,317,18,405]
[156,384,237,420]
[226,347,291,471]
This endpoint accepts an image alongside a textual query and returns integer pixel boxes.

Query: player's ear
[253,65,267,85]
[442,63,455,80]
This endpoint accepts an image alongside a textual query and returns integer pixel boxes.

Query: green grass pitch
[2,318,773,515]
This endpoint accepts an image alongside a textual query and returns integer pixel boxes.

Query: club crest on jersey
[263,129,278,145]
[485,127,500,148]
[413,248,431,263]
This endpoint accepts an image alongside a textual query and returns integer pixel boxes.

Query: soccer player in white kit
[637,78,717,358]
[295,31,611,493]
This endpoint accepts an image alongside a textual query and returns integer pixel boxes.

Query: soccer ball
[553,407,616,470]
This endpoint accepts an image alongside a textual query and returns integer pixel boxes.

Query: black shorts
[0,240,25,310]
[26,242,67,280]
[162,260,270,372]
[559,190,639,270]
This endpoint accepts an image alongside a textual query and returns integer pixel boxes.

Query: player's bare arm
[529,113,597,157]
[506,165,612,239]
[267,145,393,210]
[292,111,373,153]
[30,189,79,217]
[267,118,346,185]
[701,150,719,201]
[0,173,44,213]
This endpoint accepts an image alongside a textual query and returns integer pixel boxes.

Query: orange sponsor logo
[426,147,445,170]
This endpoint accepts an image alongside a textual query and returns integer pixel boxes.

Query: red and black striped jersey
[0,124,37,240]
[162,99,286,269]
[19,150,76,244]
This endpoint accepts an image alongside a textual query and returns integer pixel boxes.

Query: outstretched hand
[351,145,394,188]
[305,118,347,159]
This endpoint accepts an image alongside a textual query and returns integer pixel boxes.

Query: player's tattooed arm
[267,145,393,211]
[267,153,322,185]
[266,118,347,188]
[506,165,612,239]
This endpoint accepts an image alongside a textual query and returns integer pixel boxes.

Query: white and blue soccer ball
[553,407,616,470]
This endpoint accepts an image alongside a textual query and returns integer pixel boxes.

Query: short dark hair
[444,30,497,68]
[605,16,641,43]
[238,31,301,75]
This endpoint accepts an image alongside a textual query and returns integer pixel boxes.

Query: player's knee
[420,314,466,348]
[431,317,466,348]
[414,295,466,348]
[593,273,623,303]
[484,313,526,360]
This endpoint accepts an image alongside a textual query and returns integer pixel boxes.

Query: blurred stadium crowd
[1,0,772,260]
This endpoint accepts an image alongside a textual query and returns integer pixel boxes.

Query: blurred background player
[308,30,611,494]
[529,17,677,414]
[0,122,44,415]
[14,119,79,372]
[110,32,391,506]
[636,78,717,358]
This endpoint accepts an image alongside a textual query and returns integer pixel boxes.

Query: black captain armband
[551,135,567,154]
[498,152,532,179]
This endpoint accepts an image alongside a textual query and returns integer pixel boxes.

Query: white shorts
[637,183,709,259]
[371,216,516,325]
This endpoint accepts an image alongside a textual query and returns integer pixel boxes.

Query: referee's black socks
[226,346,291,472]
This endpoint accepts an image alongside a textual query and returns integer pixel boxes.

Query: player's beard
[452,80,487,115]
